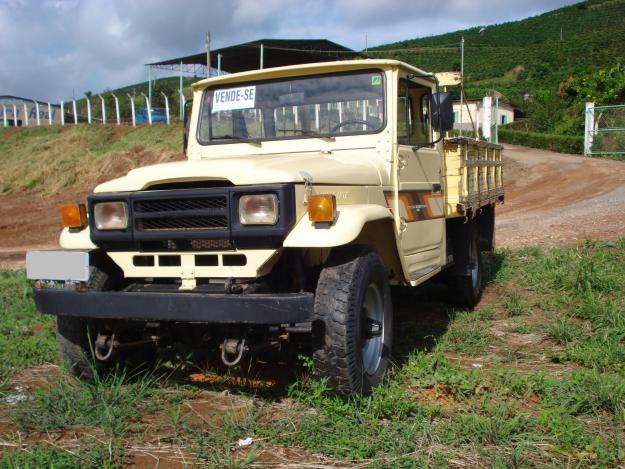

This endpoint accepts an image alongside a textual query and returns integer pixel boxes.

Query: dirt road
[497,144,625,248]
[1,144,624,268]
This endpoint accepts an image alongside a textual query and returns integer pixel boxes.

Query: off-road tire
[448,229,483,308]
[312,247,393,396]
[56,266,113,380]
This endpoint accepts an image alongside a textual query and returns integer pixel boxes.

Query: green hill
[369,0,625,103]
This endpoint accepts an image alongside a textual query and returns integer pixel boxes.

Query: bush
[498,128,584,154]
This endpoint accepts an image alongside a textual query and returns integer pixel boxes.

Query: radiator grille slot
[135,197,227,213]
[136,216,228,231]
[140,239,234,251]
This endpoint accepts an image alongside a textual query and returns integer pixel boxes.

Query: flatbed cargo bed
[443,137,504,217]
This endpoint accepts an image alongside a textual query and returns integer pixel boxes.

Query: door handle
[431,183,442,194]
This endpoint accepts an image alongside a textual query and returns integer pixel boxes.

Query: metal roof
[148,39,362,74]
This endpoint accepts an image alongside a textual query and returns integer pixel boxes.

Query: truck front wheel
[312,248,393,395]
[56,266,114,380]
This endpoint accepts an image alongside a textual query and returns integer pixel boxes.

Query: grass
[0,270,56,388]
[2,239,625,466]
[0,124,183,195]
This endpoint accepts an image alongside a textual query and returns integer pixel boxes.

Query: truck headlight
[239,194,278,225]
[94,202,128,230]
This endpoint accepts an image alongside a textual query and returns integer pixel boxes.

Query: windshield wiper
[215,135,262,146]
[279,129,335,141]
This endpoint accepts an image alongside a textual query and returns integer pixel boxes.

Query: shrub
[498,128,584,154]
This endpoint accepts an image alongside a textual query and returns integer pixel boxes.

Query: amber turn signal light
[308,194,337,223]
[60,204,87,229]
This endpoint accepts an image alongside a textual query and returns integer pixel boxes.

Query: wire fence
[1,92,187,129]
[584,103,625,155]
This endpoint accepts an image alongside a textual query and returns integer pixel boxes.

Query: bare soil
[497,144,625,248]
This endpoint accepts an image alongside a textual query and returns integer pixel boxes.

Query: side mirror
[432,92,454,133]
[183,99,192,153]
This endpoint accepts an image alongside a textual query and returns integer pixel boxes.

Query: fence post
[99,95,106,124]
[141,93,152,125]
[584,102,595,156]
[86,96,92,124]
[160,91,170,125]
[111,94,120,125]
[33,100,40,126]
[126,94,136,127]
[13,105,18,127]
[23,104,29,126]
[2,105,6,127]
[494,96,499,144]
[72,100,78,125]
[180,92,186,121]
[47,103,52,125]
[60,101,65,126]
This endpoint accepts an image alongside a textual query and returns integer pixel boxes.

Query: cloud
[0,0,579,101]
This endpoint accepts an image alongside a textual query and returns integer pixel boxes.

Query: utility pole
[560,27,563,41]
[205,32,211,77]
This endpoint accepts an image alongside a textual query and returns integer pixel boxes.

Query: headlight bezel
[93,201,129,231]
[238,193,279,225]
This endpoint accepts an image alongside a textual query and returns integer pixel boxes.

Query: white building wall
[0,96,63,126]
[453,100,515,132]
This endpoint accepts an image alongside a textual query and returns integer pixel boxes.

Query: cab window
[397,78,432,146]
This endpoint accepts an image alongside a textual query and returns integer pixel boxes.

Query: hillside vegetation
[371,0,625,102]
[0,124,183,196]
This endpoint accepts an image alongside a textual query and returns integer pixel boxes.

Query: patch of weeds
[185,407,258,468]
[403,351,484,399]
[0,441,122,468]
[510,323,534,334]
[440,312,490,356]
[537,407,592,450]
[500,292,531,317]
[557,337,625,373]
[547,318,583,345]
[0,270,56,382]
[543,370,625,416]
[441,402,537,446]
[11,368,164,436]
[259,373,433,466]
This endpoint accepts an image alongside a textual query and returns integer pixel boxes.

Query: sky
[0,0,580,102]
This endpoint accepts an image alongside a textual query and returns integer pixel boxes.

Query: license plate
[26,250,90,282]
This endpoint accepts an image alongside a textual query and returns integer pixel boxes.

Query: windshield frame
[196,68,387,146]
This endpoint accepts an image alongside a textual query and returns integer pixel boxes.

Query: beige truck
[27,59,503,395]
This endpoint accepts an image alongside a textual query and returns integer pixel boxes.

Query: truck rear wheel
[447,229,483,308]
[312,248,393,396]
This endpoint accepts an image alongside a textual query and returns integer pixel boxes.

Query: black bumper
[33,288,314,324]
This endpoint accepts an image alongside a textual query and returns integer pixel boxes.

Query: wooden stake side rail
[442,138,504,218]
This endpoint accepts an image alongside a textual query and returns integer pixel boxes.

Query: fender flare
[283,204,393,248]
[59,227,97,250]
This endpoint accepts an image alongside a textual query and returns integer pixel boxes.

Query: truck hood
[94,151,386,192]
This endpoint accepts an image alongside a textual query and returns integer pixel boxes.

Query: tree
[565,66,625,105]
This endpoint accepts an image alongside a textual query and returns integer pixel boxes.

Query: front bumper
[33,288,313,324]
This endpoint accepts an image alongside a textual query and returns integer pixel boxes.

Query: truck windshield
[197,70,385,144]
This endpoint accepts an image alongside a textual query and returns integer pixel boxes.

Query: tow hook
[94,332,159,362]
[220,338,248,367]
[95,332,117,361]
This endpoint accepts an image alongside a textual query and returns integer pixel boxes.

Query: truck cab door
[394,77,445,282]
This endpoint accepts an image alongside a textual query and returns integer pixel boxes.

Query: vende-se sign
[212,86,256,113]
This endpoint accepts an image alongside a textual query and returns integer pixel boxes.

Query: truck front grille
[133,193,230,234]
